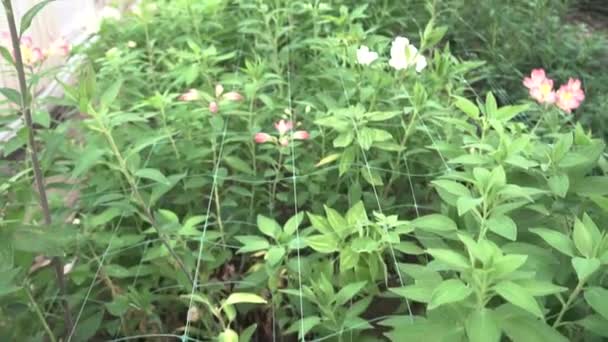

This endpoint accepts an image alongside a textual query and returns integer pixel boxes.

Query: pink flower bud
[222,91,244,101]
[179,89,200,102]
[274,119,293,135]
[279,137,289,146]
[292,130,310,140]
[215,84,224,98]
[44,37,71,58]
[209,101,219,113]
[254,132,273,144]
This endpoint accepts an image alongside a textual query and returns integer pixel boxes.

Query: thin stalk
[24,285,57,342]
[553,280,586,328]
[2,0,73,335]
[383,110,419,198]
[98,120,193,284]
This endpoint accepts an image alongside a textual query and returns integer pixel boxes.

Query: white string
[285,9,306,342]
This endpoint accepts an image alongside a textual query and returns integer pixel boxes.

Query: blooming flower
[523,68,556,104]
[179,89,200,101]
[556,78,585,113]
[356,45,378,65]
[274,120,293,135]
[44,37,71,58]
[389,36,427,73]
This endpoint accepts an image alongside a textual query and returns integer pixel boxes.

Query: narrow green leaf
[335,281,367,305]
[306,234,338,253]
[584,287,608,320]
[20,0,55,36]
[494,281,543,318]
[134,168,170,185]
[412,214,457,232]
[427,248,470,269]
[548,173,569,198]
[530,228,575,256]
[223,293,267,307]
[573,217,594,258]
[0,87,21,105]
[454,96,479,119]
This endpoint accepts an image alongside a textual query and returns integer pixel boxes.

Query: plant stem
[24,285,57,342]
[98,120,193,284]
[383,110,418,198]
[553,280,585,328]
[2,0,74,335]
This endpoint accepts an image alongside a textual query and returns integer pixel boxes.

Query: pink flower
[556,78,585,113]
[292,130,310,140]
[523,68,556,104]
[44,37,71,57]
[254,132,273,144]
[21,45,44,66]
[209,101,219,113]
[222,91,244,101]
[179,89,200,101]
[274,120,293,135]
[523,69,548,89]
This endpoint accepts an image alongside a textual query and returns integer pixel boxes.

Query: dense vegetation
[1,0,607,341]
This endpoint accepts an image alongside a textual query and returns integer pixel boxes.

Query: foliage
[1,0,607,341]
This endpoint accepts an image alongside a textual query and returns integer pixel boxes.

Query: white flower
[356,45,378,66]
[389,36,427,73]
[101,7,122,21]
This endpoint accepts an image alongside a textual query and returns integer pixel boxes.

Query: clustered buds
[523,68,585,113]
[255,119,310,147]
[0,32,71,67]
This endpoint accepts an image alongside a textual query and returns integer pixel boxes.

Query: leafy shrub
[1,0,607,341]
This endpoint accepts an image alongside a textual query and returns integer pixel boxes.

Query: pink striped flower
[44,37,71,58]
[179,89,200,102]
[254,132,274,144]
[274,120,293,135]
[556,78,585,113]
[523,68,556,104]
[292,130,310,140]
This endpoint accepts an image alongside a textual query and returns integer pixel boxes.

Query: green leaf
[33,110,51,128]
[360,166,383,186]
[412,214,457,232]
[492,254,528,279]
[530,228,575,256]
[487,214,517,241]
[235,235,269,253]
[335,281,367,305]
[134,168,170,185]
[306,234,338,253]
[548,173,569,198]
[218,329,238,342]
[283,212,304,236]
[494,281,543,318]
[72,147,106,177]
[571,257,600,281]
[457,196,482,216]
[466,308,501,342]
[315,153,340,167]
[428,279,473,310]
[307,213,332,235]
[485,92,497,118]
[224,156,254,175]
[516,280,567,297]
[573,217,594,258]
[265,246,285,267]
[390,284,433,303]
[257,215,281,239]
[100,79,124,108]
[496,304,568,342]
[427,248,470,269]
[0,87,21,105]
[339,147,356,176]
[0,46,14,66]
[431,179,471,197]
[334,131,354,147]
[324,205,348,234]
[285,316,320,340]
[20,0,54,36]
[494,104,529,122]
[584,287,608,320]
[454,96,479,119]
[223,293,267,307]
[345,201,367,226]
[240,324,257,342]
[577,315,608,337]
